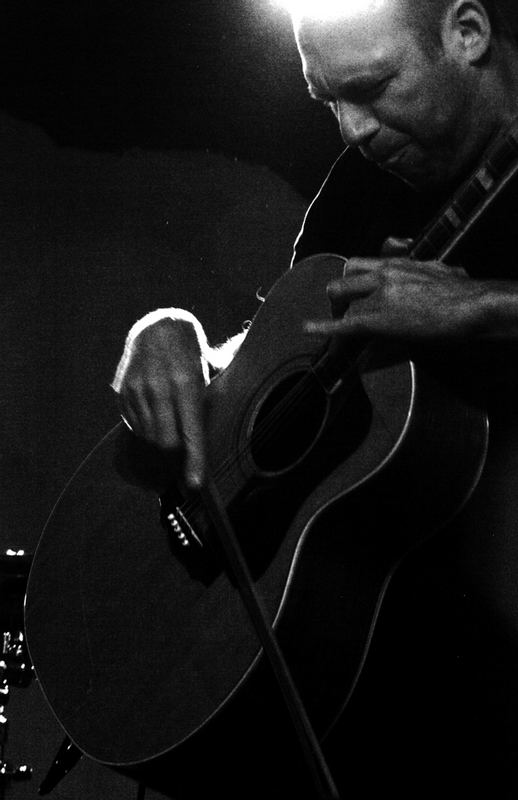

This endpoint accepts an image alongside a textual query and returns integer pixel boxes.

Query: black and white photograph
[3,1,518,798]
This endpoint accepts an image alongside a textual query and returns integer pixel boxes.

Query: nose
[335,100,380,148]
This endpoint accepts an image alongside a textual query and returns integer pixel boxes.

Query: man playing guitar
[35,1,518,797]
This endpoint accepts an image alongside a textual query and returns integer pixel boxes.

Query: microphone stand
[201,478,341,800]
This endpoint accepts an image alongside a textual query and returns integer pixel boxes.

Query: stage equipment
[0,550,33,798]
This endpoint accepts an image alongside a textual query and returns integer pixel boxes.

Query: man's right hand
[113,312,209,489]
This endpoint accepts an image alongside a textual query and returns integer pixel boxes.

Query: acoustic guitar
[24,122,518,795]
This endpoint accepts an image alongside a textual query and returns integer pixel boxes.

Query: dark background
[0,2,342,799]
[0,0,341,196]
[3,2,518,799]
[0,0,342,544]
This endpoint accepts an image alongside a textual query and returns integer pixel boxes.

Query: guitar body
[25,254,488,796]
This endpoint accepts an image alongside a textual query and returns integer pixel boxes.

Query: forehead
[295,1,414,83]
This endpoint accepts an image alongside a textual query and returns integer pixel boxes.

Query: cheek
[386,61,463,140]
[395,90,460,147]
[415,65,469,138]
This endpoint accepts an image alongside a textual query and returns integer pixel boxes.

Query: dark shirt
[291,146,518,800]
[293,148,443,264]
[293,145,518,280]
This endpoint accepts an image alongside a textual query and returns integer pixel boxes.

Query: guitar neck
[410,118,518,263]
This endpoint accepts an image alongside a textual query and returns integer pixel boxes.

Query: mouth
[379,145,406,168]
[360,142,409,170]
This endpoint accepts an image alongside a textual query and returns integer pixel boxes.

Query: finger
[150,397,182,451]
[117,370,181,450]
[327,273,380,302]
[303,317,364,336]
[175,377,206,489]
[448,264,469,278]
[120,382,154,440]
[122,398,147,439]
[123,375,180,449]
[380,237,413,256]
[343,257,384,274]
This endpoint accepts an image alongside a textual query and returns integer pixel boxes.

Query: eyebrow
[307,74,389,103]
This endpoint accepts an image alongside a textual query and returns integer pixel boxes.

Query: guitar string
[204,124,518,499]
[177,346,372,520]
[173,124,518,531]
[179,365,340,514]
[201,344,375,504]
[176,128,518,524]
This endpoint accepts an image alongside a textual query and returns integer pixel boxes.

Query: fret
[412,225,451,261]
[454,181,486,214]
[410,119,518,263]
[445,206,462,229]
[474,166,495,192]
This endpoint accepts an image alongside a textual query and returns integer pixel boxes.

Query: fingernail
[187,469,204,490]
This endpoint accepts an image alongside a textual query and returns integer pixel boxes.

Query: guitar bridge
[159,490,223,585]
[160,500,204,551]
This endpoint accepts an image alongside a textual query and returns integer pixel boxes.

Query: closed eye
[342,78,389,104]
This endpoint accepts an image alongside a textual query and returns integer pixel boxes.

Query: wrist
[475,282,518,340]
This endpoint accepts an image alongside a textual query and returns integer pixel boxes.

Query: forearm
[111,308,246,393]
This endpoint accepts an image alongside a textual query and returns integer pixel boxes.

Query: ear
[441,0,492,64]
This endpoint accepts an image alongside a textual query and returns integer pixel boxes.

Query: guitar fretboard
[410,118,518,262]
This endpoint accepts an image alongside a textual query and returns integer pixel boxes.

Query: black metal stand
[38,737,82,796]
[201,480,341,800]
[0,550,35,798]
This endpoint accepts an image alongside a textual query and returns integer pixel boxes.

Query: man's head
[294,0,518,189]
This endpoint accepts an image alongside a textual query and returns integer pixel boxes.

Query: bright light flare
[271,0,386,21]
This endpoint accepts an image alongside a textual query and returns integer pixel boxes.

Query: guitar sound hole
[250,371,328,475]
